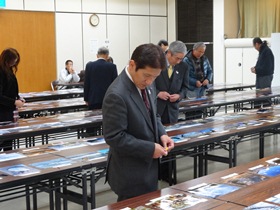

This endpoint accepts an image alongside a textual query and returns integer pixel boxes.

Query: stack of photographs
[244,201,280,209]
[0,153,26,162]
[30,158,73,169]
[0,164,40,176]
[188,183,240,198]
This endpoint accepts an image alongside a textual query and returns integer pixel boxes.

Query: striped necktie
[141,89,150,114]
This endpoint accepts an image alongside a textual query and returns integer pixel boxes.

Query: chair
[51,80,59,91]
[78,70,85,82]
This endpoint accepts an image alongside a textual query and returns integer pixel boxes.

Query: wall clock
[89,14,99,27]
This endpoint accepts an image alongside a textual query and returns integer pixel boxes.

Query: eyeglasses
[171,54,184,61]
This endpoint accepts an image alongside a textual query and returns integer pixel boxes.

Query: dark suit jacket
[155,61,189,123]
[102,69,166,199]
[84,59,117,109]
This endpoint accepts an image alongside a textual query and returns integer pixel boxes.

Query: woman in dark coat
[0,48,25,150]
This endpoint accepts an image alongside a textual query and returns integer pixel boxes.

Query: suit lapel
[162,68,170,88]
[130,89,154,132]
[170,65,180,90]
[146,86,158,137]
[121,72,154,131]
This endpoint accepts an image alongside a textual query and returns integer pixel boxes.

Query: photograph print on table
[0,164,40,176]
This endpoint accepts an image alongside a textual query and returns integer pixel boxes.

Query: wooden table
[19,97,87,117]
[0,110,102,148]
[57,82,84,90]
[0,139,108,210]
[206,83,255,93]
[171,154,280,208]
[95,188,226,210]
[164,107,280,183]
[20,88,84,102]
[95,154,280,209]
[179,86,280,117]
[210,202,245,210]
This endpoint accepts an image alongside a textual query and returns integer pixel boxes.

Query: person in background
[155,40,188,183]
[78,70,85,82]
[155,40,189,125]
[158,39,169,52]
[0,48,25,151]
[84,47,117,136]
[251,37,274,89]
[84,47,117,110]
[59,60,80,83]
[107,56,114,63]
[102,43,174,201]
[183,42,213,98]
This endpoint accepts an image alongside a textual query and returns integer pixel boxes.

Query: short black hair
[253,37,268,46]
[253,37,263,45]
[65,60,73,65]
[158,39,168,46]
[131,43,166,71]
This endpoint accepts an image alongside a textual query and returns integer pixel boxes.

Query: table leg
[259,132,265,158]
[82,170,88,210]
[90,168,96,209]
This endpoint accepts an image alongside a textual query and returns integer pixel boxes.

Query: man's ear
[129,59,135,68]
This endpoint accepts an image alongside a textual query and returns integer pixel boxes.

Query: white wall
[271,33,280,87]
[213,0,225,83]
[5,0,231,84]
[4,0,172,78]
[224,37,271,84]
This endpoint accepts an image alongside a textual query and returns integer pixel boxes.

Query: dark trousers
[0,111,13,151]
[85,107,102,137]
[256,75,273,89]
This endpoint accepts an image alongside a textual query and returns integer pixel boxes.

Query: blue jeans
[187,87,206,98]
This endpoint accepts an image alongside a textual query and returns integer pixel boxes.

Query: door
[226,48,243,84]
[242,48,258,84]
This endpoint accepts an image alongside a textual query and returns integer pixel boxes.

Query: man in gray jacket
[102,44,174,201]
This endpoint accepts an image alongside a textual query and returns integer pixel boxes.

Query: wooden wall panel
[0,10,56,92]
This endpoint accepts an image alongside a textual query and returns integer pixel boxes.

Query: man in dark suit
[84,47,118,110]
[155,41,189,183]
[155,40,189,124]
[102,44,174,201]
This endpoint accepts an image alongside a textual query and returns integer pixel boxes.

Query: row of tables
[96,153,280,209]
[5,83,280,209]
[17,84,271,119]
[1,106,280,209]
[179,87,280,118]
[19,97,87,118]
[16,83,258,118]
[0,139,108,210]
[164,106,280,184]
[20,88,84,102]
[0,110,102,148]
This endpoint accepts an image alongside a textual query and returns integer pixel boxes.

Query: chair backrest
[78,70,85,82]
[51,80,59,91]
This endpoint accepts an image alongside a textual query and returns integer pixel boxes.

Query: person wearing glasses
[155,40,189,125]
[183,42,213,98]
[154,41,189,183]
